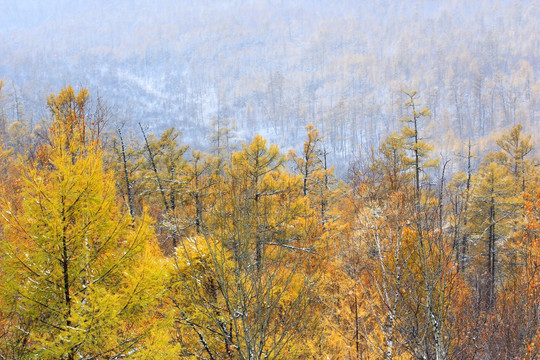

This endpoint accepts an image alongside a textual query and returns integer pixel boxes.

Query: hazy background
[1,0,539,172]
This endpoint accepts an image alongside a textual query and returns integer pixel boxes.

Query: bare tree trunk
[488,198,496,309]
[117,129,135,218]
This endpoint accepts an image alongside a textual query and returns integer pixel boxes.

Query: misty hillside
[1,0,539,171]
[1,3,540,358]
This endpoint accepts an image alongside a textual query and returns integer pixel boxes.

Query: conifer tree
[495,123,533,191]
[172,136,318,359]
[399,90,438,198]
[0,87,172,359]
[467,161,522,309]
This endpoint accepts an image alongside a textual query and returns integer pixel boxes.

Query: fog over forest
[2,2,540,359]
[1,0,539,172]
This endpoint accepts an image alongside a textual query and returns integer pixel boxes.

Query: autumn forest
[1,0,540,359]
[0,83,538,359]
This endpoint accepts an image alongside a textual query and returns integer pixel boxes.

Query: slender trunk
[139,123,170,211]
[256,228,263,272]
[384,311,395,360]
[254,159,263,272]
[303,154,308,196]
[413,112,420,197]
[409,99,423,246]
[117,129,135,218]
[194,192,202,234]
[321,148,329,225]
[439,161,449,235]
[170,161,176,212]
[355,292,360,360]
[61,197,74,360]
[488,198,496,309]
[460,140,472,271]
[521,156,526,192]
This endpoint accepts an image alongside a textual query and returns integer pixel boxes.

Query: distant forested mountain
[1,0,539,172]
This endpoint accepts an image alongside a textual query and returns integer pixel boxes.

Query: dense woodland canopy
[0,0,539,170]
[0,85,538,359]
[1,1,540,358]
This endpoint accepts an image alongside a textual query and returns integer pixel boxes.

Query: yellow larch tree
[0,87,175,359]
[171,135,320,359]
